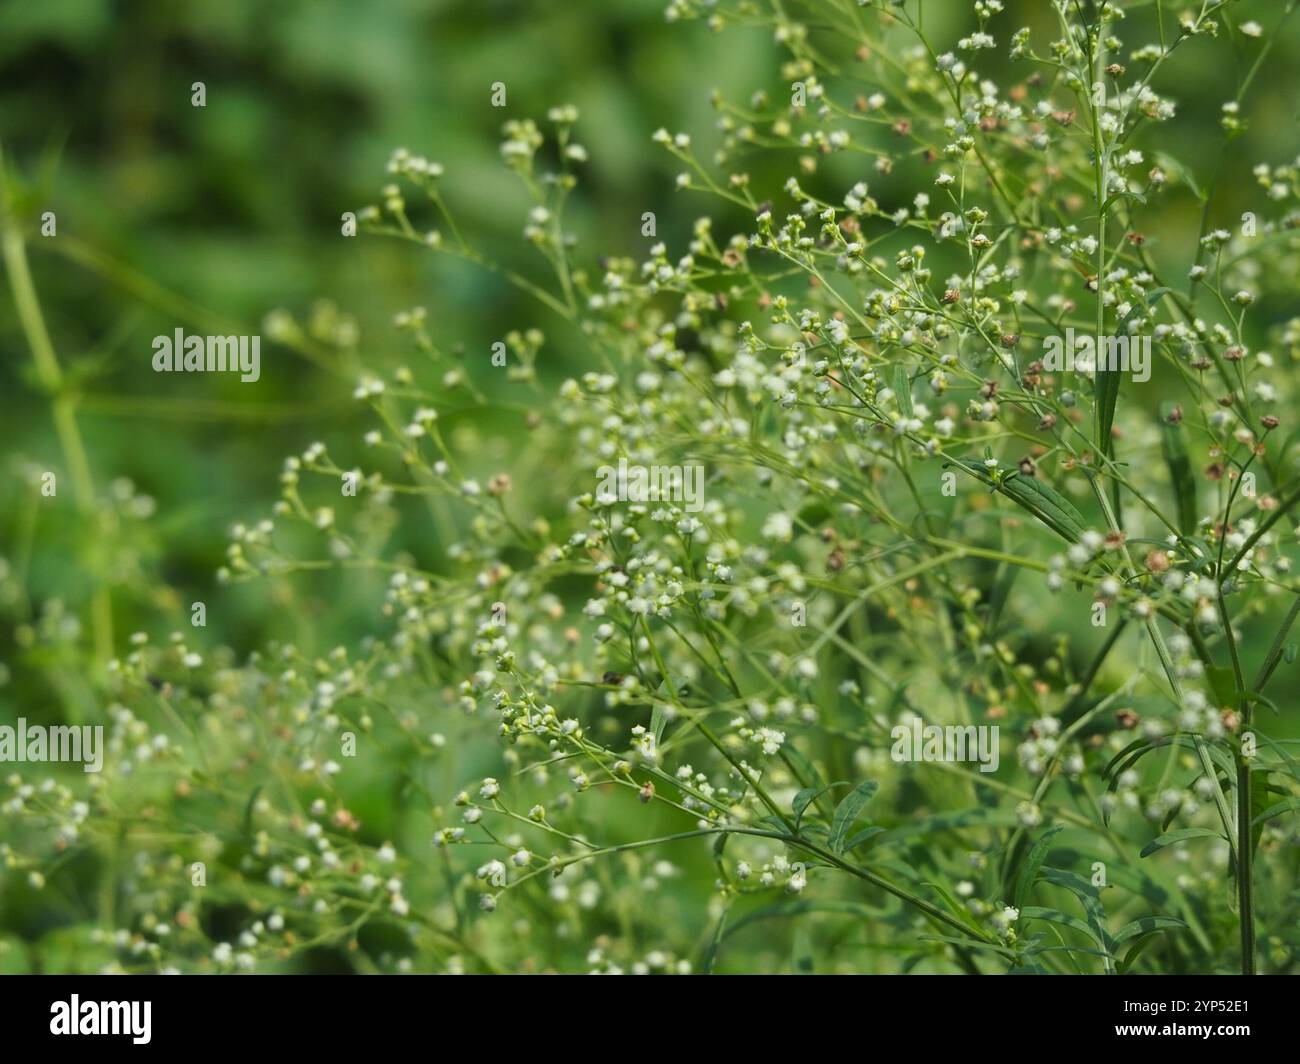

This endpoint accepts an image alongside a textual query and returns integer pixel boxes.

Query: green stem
[0,144,112,663]
[1236,753,1255,974]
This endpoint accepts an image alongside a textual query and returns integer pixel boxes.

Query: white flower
[1015,801,1043,827]
[477,859,507,885]
[762,512,794,542]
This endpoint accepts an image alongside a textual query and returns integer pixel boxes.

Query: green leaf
[242,785,264,837]
[1039,867,1115,971]
[699,905,730,975]
[921,880,987,935]
[1239,689,1281,716]
[651,679,675,747]
[1153,152,1204,201]
[1095,359,1121,456]
[843,826,885,853]
[1114,916,1189,974]
[711,899,891,971]
[1118,933,1161,975]
[1139,827,1225,858]
[795,500,832,527]
[1124,287,1173,325]
[918,934,1018,956]
[1097,288,1171,457]
[791,780,846,830]
[1205,665,1238,708]
[877,807,1020,845]
[893,364,913,418]
[1101,862,1212,953]
[1159,400,1197,536]
[1007,960,1052,974]
[1020,905,1100,945]
[1113,916,1188,945]
[1102,736,1207,823]
[1103,736,1165,779]
[827,779,879,853]
[650,702,667,747]
[780,742,827,794]
[996,473,1088,543]
[947,458,1086,542]
[1252,796,1300,828]
[791,787,819,822]
[988,560,1020,628]
[1101,189,1147,213]
[1254,597,1300,694]
[1249,766,1279,856]
[1013,825,1065,910]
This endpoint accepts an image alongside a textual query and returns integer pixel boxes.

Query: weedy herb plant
[3,0,1300,975]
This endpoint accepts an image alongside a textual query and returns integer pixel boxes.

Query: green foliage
[3,0,1300,977]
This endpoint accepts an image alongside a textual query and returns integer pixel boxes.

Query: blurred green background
[0,0,785,661]
[2,0,1296,654]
